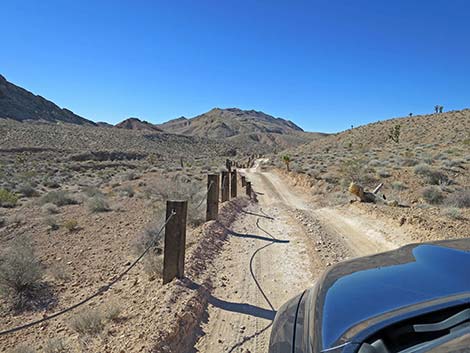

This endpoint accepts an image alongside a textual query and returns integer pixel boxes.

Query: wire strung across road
[0,210,176,337]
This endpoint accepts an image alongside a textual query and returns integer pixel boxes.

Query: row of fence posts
[162,165,252,284]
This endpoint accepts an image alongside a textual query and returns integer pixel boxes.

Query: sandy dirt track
[192,163,412,353]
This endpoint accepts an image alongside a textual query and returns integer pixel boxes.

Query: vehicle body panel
[269,238,470,353]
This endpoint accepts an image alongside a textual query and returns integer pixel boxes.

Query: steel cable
[0,210,176,336]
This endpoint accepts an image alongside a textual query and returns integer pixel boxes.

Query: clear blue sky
[1,1,469,132]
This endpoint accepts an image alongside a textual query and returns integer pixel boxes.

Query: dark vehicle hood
[313,238,470,351]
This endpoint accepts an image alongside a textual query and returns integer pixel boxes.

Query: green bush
[421,186,444,204]
[64,219,79,232]
[0,188,18,207]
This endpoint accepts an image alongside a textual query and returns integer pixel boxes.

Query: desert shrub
[43,178,61,189]
[45,216,60,231]
[414,164,449,185]
[421,186,444,204]
[0,238,44,310]
[64,219,79,232]
[391,181,407,191]
[441,207,462,220]
[119,185,135,198]
[41,203,60,215]
[103,301,121,321]
[81,186,104,198]
[41,191,76,207]
[17,183,37,197]
[401,158,418,167]
[377,169,391,178]
[446,190,470,208]
[87,196,110,213]
[43,338,67,353]
[48,265,70,282]
[9,345,36,353]
[69,307,104,335]
[135,220,165,279]
[0,188,18,207]
[123,171,138,181]
[0,217,5,227]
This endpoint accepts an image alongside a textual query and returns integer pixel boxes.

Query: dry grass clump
[421,186,444,204]
[9,344,36,353]
[69,302,121,336]
[0,188,18,207]
[64,219,79,232]
[69,307,104,335]
[0,238,45,310]
[135,219,165,279]
[41,191,76,207]
[445,190,470,208]
[43,338,67,353]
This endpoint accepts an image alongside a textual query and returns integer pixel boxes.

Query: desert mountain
[0,74,95,125]
[115,117,163,132]
[158,108,303,138]
[158,108,323,149]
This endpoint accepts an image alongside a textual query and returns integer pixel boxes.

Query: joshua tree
[434,105,439,114]
[282,155,291,172]
[388,124,401,143]
[439,105,444,113]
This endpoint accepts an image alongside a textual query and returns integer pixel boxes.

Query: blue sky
[1,1,469,132]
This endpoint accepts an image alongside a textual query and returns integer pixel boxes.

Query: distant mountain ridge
[157,108,304,138]
[0,74,95,125]
[115,117,163,131]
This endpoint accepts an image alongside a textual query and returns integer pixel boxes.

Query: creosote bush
[0,238,44,310]
[0,188,18,207]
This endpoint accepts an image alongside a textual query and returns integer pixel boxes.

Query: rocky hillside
[115,117,163,131]
[158,108,322,149]
[0,74,95,125]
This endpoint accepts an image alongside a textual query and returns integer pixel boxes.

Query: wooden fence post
[206,174,219,221]
[163,200,187,284]
[230,170,237,198]
[221,171,230,202]
[241,176,246,187]
[246,181,252,198]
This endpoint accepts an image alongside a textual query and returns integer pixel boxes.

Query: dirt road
[192,164,412,353]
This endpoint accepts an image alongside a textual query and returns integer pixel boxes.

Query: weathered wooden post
[246,181,252,198]
[206,174,219,221]
[221,171,230,202]
[163,200,188,284]
[230,170,237,198]
[241,176,246,187]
